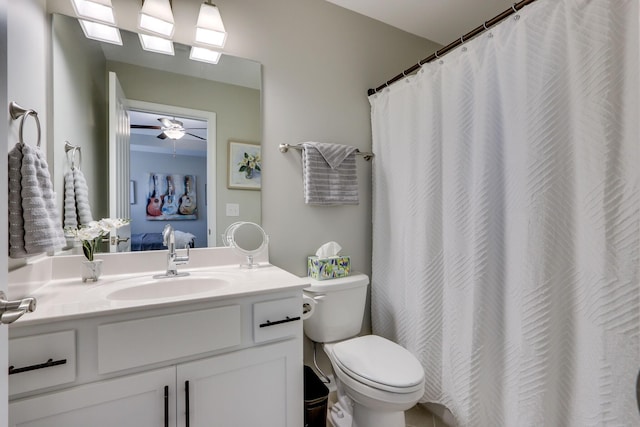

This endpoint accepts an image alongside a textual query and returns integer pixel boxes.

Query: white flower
[66,218,129,261]
[99,218,129,230]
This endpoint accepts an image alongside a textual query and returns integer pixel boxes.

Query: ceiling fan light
[139,0,174,38]
[139,33,174,55]
[189,46,221,65]
[79,19,122,45]
[71,0,115,25]
[195,3,227,48]
[163,128,186,139]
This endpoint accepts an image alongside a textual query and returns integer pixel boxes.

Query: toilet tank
[303,273,369,343]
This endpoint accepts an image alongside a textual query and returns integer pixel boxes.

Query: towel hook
[64,141,81,170]
[10,102,41,148]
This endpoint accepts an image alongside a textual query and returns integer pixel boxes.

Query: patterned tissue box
[307,256,351,280]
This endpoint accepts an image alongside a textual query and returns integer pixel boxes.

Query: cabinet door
[177,340,303,427]
[9,367,175,427]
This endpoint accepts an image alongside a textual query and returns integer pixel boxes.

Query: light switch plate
[226,203,240,216]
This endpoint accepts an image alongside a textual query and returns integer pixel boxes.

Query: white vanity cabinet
[9,367,175,427]
[177,339,300,427]
[8,290,304,427]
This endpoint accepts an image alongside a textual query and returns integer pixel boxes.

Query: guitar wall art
[146,173,197,220]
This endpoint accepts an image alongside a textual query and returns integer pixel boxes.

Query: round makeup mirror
[222,222,268,268]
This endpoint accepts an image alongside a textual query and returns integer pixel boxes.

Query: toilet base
[328,394,407,427]
[328,401,353,427]
[352,404,406,427]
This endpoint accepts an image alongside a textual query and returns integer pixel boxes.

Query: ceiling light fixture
[189,46,221,64]
[71,0,116,25]
[195,1,227,48]
[78,19,122,45]
[138,0,175,38]
[139,33,175,55]
[163,128,185,140]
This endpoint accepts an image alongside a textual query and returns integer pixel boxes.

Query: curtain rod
[367,0,539,96]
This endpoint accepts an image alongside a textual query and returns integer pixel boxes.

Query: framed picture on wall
[146,173,197,220]
[228,141,261,190]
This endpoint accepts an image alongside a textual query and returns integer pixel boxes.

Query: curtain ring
[434,50,440,59]
[460,35,464,44]
[19,110,41,148]
[512,3,518,13]
[483,21,489,31]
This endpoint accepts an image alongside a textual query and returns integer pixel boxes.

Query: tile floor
[325,392,449,427]
[405,403,449,427]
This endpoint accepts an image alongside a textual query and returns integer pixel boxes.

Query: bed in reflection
[131,230,196,251]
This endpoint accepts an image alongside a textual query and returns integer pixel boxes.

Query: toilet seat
[331,335,424,394]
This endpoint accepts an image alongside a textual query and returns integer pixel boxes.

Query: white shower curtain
[370,1,639,426]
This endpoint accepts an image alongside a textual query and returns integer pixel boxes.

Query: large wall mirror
[51,13,261,253]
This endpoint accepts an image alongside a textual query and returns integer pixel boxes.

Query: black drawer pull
[185,380,190,427]
[259,316,301,328]
[9,358,67,375]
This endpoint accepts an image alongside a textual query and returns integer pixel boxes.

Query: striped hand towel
[8,142,66,257]
[63,170,77,229]
[301,142,359,205]
[64,168,93,230]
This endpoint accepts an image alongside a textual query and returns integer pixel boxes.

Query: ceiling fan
[131,117,207,140]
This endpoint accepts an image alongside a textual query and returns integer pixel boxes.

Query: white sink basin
[106,274,230,301]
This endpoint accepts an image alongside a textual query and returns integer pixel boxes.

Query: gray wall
[221,0,438,277]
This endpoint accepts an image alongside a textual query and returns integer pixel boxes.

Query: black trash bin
[304,365,330,427]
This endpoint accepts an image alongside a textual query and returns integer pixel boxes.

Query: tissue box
[307,256,351,280]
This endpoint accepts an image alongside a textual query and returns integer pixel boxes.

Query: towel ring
[10,102,41,148]
[19,110,41,148]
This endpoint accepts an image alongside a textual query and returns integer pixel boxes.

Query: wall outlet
[226,203,240,217]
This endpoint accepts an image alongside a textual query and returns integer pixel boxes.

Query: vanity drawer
[9,330,76,396]
[253,297,302,343]
[98,305,241,374]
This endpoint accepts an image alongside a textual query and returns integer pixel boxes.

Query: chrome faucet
[157,224,190,278]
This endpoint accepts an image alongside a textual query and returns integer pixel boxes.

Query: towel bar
[279,143,374,161]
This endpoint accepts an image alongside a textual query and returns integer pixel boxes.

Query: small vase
[245,168,254,179]
[81,259,103,283]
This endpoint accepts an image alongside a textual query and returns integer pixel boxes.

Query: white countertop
[8,248,312,327]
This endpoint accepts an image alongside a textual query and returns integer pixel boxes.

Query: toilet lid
[331,335,424,390]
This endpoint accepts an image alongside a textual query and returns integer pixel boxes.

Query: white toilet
[303,273,425,427]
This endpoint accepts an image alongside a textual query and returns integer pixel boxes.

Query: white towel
[64,168,93,230]
[8,142,66,257]
[174,230,196,248]
[301,142,359,205]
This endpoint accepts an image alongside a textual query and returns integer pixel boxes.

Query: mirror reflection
[51,13,261,253]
